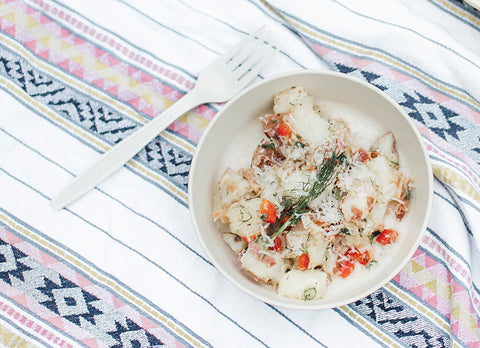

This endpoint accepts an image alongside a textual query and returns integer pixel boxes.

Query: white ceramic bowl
[188,70,432,310]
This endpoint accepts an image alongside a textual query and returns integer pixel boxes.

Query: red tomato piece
[345,248,371,266]
[241,235,255,243]
[376,229,398,245]
[298,253,310,270]
[277,123,291,138]
[260,199,277,224]
[269,235,285,252]
[337,260,355,278]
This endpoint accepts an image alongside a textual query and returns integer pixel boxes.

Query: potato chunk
[240,247,284,284]
[273,86,314,114]
[278,269,328,300]
[226,198,262,241]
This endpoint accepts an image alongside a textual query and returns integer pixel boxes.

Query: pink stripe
[422,235,480,313]
[28,0,195,90]
[424,138,480,186]
[0,299,73,348]
[0,226,183,345]
[2,0,213,144]
[394,247,480,344]
[310,41,480,124]
[308,40,480,178]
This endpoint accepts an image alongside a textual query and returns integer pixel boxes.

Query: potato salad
[212,86,412,301]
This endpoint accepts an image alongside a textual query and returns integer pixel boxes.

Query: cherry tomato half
[376,229,398,245]
[337,260,355,278]
[345,247,371,266]
[269,235,285,252]
[260,199,277,224]
[298,253,310,270]
[277,123,291,138]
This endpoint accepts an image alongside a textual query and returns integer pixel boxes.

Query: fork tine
[233,40,278,81]
[217,25,266,63]
[227,29,269,69]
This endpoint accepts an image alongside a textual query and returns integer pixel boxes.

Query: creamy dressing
[213,87,413,301]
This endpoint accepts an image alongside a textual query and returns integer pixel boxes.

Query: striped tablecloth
[0,0,479,347]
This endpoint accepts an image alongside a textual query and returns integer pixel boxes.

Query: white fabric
[0,0,479,347]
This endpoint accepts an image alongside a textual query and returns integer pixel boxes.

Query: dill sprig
[271,151,346,241]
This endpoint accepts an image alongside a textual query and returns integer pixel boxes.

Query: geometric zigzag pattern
[349,289,450,347]
[333,63,480,166]
[0,237,164,347]
[0,47,192,192]
[396,248,480,345]
[0,2,475,346]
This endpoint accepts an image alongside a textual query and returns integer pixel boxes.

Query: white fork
[51,27,277,211]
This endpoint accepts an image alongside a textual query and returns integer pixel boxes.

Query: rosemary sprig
[271,151,345,241]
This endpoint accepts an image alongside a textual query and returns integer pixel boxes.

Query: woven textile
[0,0,479,347]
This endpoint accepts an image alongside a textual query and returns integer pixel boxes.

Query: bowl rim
[188,69,433,310]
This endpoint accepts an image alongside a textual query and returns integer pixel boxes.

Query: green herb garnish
[271,151,346,241]
[390,161,399,166]
[368,230,381,243]
[339,228,350,235]
[261,142,275,149]
[303,287,317,301]
[367,260,378,269]
[333,187,347,200]
[256,236,270,249]
[238,205,252,224]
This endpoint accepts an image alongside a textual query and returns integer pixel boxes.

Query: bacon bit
[261,113,284,137]
[367,196,375,213]
[334,129,348,152]
[251,145,285,169]
[394,203,407,220]
[370,151,379,159]
[351,206,363,221]
[394,177,410,220]
[356,148,371,162]
[241,167,256,181]
[212,208,228,222]
[241,168,261,192]
[225,180,238,193]
[249,241,276,266]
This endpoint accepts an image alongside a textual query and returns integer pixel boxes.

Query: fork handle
[51,87,205,211]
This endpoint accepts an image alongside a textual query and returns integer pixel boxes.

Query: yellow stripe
[384,282,455,337]
[260,0,480,111]
[433,164,480,204]
[0,3,200,152]
[0,29,195,154]
[0,75,188,203]
[400,260,480,340]
[300,20,480,109]
[337,305,402,347]
[0,322,39,348]
[434,0,480,26]
[0,212,206,348]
